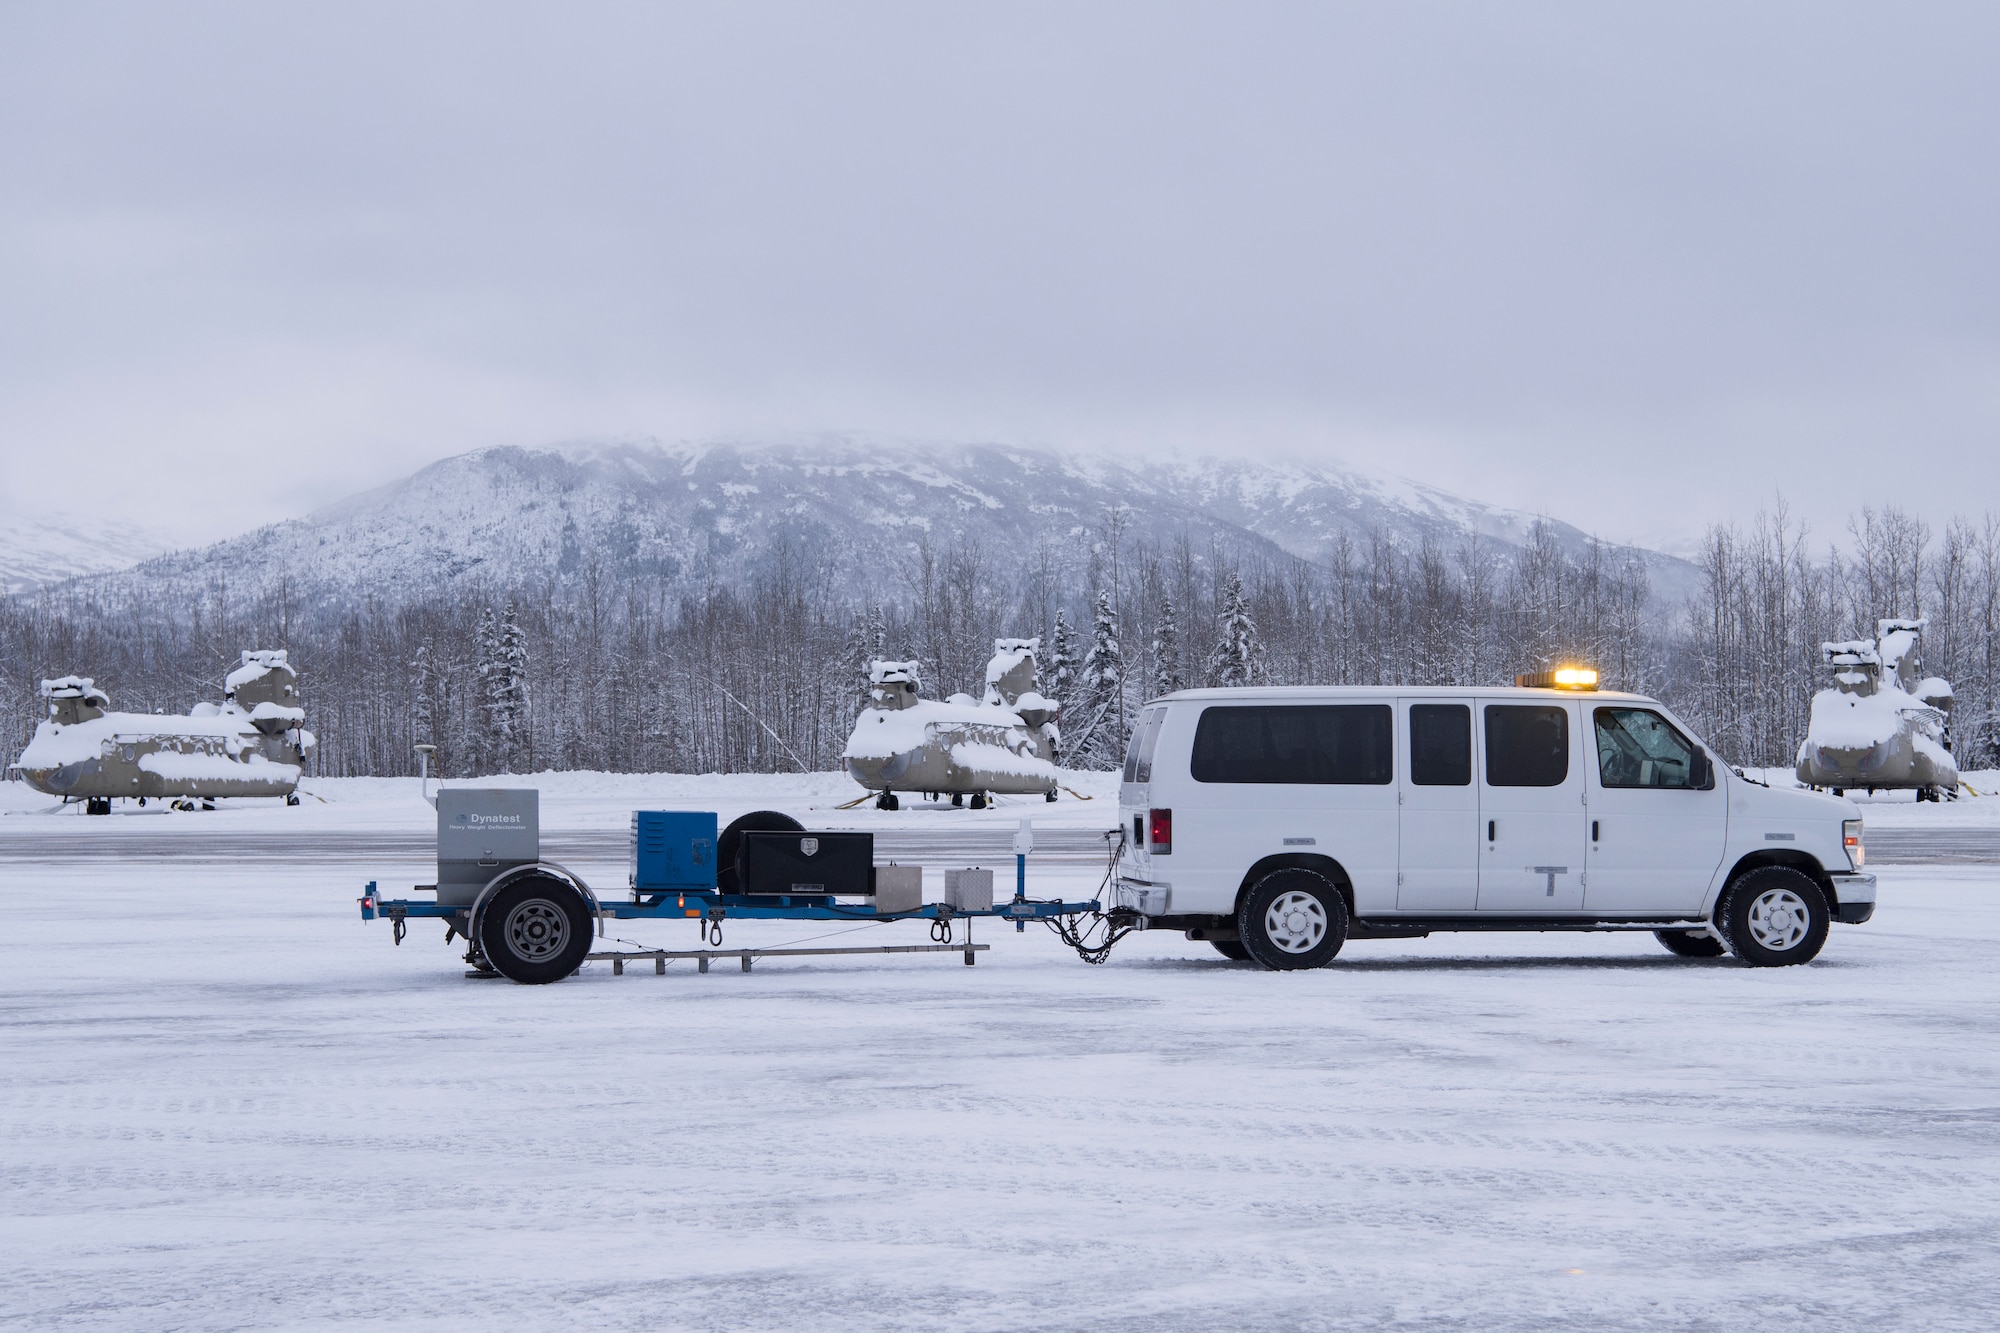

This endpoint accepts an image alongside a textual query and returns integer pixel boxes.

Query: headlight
[1843,818,1864,870]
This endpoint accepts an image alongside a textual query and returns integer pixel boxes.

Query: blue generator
[629,811,719,892]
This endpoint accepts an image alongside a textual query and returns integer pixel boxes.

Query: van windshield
[1190,705,1392,784]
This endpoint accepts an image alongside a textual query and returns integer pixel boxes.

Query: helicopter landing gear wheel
[970,792,988,810]
[1045,790,1058,802]
[85,797,111,816]
[286,792,301,806]
[951,792,963,807]
[875,792,899,811]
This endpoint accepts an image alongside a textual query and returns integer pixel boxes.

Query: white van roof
[1143,685,1658,706]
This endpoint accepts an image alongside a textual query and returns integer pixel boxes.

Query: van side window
[1190,705,1392,784]
[1484,705,1568,787]
[1122,708,1166,783]
[1593,707,1696,788]
[1409,704,1471,786]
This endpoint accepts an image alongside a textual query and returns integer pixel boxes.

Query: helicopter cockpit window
[1593,708,1696,789]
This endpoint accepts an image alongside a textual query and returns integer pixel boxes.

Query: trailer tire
[1654,928,1727,959]
[718,810,806,893]
[1718,866,1830,967]
[1237,869,1347,971]
[476,875,594,984]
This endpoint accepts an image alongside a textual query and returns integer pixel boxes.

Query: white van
[1114,684,1874,969]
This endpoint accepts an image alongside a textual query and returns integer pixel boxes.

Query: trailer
[359,789,1131,983]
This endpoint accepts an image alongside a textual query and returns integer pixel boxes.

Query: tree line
[4,503,1996,780]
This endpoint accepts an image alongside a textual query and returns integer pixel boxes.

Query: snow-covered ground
[1740,767,2000,829]
[4,771,1998,1329]
[0,768,1126,835]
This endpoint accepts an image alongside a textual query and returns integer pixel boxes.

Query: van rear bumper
[1112,876,1171,916]
[1830,871,1876,924]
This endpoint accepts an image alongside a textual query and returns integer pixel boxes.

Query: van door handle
[1592,820,1600,842]
[1487,820,1495,842]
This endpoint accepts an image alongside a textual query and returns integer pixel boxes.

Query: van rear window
[1190,705,1392,785]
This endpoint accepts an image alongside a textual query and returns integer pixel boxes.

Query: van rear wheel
[1209,939,1250,961]
[1654,928,1726,959]
[1237,870,1347,971]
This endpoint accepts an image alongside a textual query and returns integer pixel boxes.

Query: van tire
[1718,866,1830,967]
[1237,869,1347,971]
[1209,939,1251,962]
[1654,929,1727,958]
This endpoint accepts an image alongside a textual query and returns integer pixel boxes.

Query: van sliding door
[1476,702,1587,912]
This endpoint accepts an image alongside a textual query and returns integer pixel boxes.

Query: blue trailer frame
[350,840,1120,976]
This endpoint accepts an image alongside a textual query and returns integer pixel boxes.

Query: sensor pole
[1013,817,1033,932]
[415,744,438,809]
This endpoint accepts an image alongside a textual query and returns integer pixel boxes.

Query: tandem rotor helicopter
[10,650,316,813]
[1796,618,1959,801]
[842,638,1066,810]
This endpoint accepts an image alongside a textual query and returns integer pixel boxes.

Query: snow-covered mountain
[51,437,1701,609]
[0,512,178,595]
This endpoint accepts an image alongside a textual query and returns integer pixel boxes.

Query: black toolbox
[739,831,874,897]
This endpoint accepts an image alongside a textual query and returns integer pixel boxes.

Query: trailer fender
[468,861,603,953]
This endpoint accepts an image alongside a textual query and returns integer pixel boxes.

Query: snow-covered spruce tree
[1151,593,1183,698]
[1074,591,1125,769]
[411,641,435,755]
[842,609,872,699]
[473,605,500,772]
[479,601,530,772]
[1208,570,1263,688]
[1045,608,1079,763]
[500,601,530,769]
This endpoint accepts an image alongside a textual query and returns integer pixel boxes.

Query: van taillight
[1149,809,1172,854]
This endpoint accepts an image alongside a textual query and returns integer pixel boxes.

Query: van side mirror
[1691,749,1715,791]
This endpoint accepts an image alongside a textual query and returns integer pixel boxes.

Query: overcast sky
[3,2,1995,552]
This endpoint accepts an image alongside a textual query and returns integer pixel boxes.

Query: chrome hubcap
[1263,890,1328,954]
[1747,888,1810,951]
[505,899,571,961]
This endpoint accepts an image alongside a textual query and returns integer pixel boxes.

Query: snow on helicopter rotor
[1796,618,1959,801]
[842,638,1062,811]
[10,650,316,813]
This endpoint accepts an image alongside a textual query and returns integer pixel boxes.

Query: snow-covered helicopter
[842,638,1061,810]
[1796,618,1958,800]
[12,650,316,813]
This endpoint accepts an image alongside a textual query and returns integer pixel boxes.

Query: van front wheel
[1238,870,1348,971]
[1719,867,1830,967]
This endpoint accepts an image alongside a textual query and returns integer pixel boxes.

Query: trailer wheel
[1209,939,1251,961]
[1718,867,1830,967]
[718,810,806,893]
[1237,869,1347,971]
[1654,928,1726,958]
[476,875,594,984]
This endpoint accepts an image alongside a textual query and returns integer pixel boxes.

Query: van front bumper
[1112,877,1172,917]
[1830,871,1876,924]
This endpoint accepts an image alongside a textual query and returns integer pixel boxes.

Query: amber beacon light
[1515,665,1600,690]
